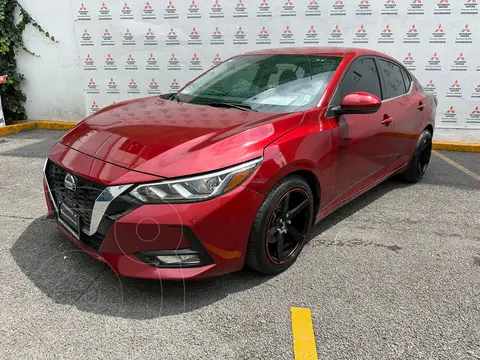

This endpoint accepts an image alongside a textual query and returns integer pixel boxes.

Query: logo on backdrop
[328,25,344,44]
[164,1,178,19]
[170,78,181,92]
[125,54,138,70]
[257,1,272,18]
[434,0,451,15]
[330,0,346,16]
[80,28,94,46]
[407,0,424,15]
[84,54,97,71]
[356,0,372,16]
[167,53,181,71]
[188,27,202,45]
[98,2,112,20]
[144,28,158,46]
[166,27,180,46]
[233,0,249,18]
[146,53,160,71]
[256,26,271,45]
[120,2,134,20]
[381,0,398,16]
[210,0,224,18]
[189,53,203,71]
[353,25,369,44]
[378,24,395,44]
[403,24,420,44]
[471,84,480,99]
[187,0,202,18]
[425,52,442,71]
[441,106,457,124]
[123,28,136,46]
[468,106,480,124]
[210,27,225,45]
[455,24,473,44]
[280,25,296,44]
[233,26,248,44]
[305,0,321,16]
[429,24,447,44]
[127,78,140,95]
[148,78,161,95]
[281,0,296,17]
[446,80,463,98]
[451,52,468,72]
[424,80,437,94]
[90,101,100,113]
[86,78,99,94]
[461,0,478,15]
[142,1,157,19]
[403,52,416,71]
[104,53,117,71]
[212,53,222,66]
[303,25,319,44]
[77,2,91,20]
[106,78,120,94]
[101,28,115,46]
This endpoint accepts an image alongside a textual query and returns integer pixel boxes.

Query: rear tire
[403,129,432,183]
[245,176,313,274]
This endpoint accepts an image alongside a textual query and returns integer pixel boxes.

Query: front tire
[403,129,432,183]
[245,175,314,274]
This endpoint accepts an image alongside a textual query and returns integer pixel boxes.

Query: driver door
[326,57,394,205]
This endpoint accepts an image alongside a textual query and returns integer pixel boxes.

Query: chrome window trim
[43,159,132,237]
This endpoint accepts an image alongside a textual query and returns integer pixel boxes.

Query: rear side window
[379,59,407,99]
[331,57,382,105]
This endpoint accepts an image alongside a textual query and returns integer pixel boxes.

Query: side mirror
[332,92,381,115]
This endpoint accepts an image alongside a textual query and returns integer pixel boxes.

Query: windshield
[177,54,342,113]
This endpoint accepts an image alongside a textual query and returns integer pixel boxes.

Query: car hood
[61,97,304,178]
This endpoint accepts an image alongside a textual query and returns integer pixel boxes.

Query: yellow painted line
[433,150,480,182]
[432,141,480,153]
[0,121,77,136]
[0,122,37,136]
[36,121,77,130]
[291,307,318,360]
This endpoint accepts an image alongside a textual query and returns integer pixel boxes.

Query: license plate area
[59,201,81,239]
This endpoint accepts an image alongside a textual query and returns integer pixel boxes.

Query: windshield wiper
[205,102,257,112]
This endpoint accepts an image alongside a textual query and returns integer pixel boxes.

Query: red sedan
[44,47,436,280]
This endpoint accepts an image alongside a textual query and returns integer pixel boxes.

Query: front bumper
[43,145,264,280]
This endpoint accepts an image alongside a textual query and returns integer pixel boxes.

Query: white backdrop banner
[72,0,480,130]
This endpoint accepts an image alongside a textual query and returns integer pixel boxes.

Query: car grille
[45,160,106,233]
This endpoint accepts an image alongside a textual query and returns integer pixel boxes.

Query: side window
[401,68,411,92]
[379,59,407,99]
[331,58,382,105]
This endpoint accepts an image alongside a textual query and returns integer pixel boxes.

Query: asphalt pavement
[0,130,479,359]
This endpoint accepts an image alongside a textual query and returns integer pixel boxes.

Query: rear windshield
[178,54,342,113]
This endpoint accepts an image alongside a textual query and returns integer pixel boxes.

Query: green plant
[0,0,55,124]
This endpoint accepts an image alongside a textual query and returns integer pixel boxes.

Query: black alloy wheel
[266,189,311,264]
[403,129,433,183]
[246,175,314,274]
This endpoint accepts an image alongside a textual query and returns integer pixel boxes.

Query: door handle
[417,102,425,110]
[381,116,393,126]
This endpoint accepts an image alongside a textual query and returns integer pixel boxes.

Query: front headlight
[130,158,262,203]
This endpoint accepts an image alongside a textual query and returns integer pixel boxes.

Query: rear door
[326,57,394,205]
[377,58,426,167]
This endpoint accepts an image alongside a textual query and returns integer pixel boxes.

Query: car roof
[239,47,395,60]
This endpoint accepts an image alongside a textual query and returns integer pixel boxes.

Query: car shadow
[11,176,411,320]
[10,216,275,320]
